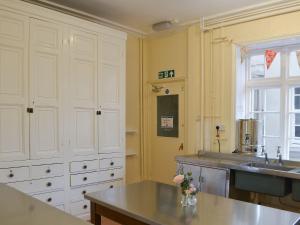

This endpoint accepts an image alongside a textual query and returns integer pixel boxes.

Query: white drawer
[30,176,64,193]
[70,172,99,187]
[31,164,64,179]
[70,180,122,202]
[99,158,123,169]
[55,204,65,211]
[7,180,32,194]
[0,167,29,183]
[32,190,64,206]
[99,168,123,182]
[70,200,90,215]
[70,160,98,173]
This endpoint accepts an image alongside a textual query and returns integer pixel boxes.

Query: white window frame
[245,44,300,159]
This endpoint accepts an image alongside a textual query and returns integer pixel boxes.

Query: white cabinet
[69,28,98,156]
[29,18,63,159]
[0,10,29,161]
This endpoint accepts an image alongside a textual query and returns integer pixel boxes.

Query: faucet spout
[264,153,269,165]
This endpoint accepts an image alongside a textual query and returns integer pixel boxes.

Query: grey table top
[176,152,300,179]
[85,180,300,225]
[0,184,90,225]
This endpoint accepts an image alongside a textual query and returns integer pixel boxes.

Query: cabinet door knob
[46,182,52,187]
[110,162,114,166]
[8,173,14,178]
[83,177,87,181]
[82,165,87,169]
[82,190,87,195]
[110,185,114,189]
[110,173,114,177]
[46,169,51,174]
[47,197,52,202]
[83,205,88,209]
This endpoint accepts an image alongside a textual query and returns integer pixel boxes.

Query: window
[242,43,300,160]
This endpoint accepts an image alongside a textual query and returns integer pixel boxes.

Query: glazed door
[0,10,29,161]
[150,82,186,184]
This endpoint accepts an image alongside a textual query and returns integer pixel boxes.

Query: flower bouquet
[173,171,197,206]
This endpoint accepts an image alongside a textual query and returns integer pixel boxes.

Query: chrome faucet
[261,145,265,156]
[264,152,269,165]
[277,146,283,166]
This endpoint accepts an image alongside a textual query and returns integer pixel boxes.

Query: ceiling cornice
[203,0,300,30]
[21,0,146,36]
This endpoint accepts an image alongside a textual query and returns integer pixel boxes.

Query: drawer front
[70,200,90,215]
[99,168,123,182]
[7,180,32,193]
[32,164,64,179]
[70,172,100,187]
[0,167,29,183]
[70,180,123,202]
[32,190,64,206]
[99,158,123,169]
[70,160,98,173]
[55,204,65,211]
[31,176,64,193]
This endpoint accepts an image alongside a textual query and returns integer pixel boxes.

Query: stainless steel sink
[241,162,295,172]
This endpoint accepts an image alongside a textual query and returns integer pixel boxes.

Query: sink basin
[241,162,294,172]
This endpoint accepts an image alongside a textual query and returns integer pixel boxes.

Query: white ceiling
[45,0,275,33]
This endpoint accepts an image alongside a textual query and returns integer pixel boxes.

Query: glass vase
[181,194,197,207]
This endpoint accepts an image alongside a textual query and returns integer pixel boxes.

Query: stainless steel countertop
[85,181,300,225]
[0,184,90,225]
[176,152,300,179]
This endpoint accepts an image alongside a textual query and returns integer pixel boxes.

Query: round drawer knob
[110,185,114,189]
[83,177,87,181]
[47,198,52,202]
[46,182,52,187]
[110,173,114,177]
[8,173,14,178]
[83,205,88,209]
[82,165,87,169]
[46,169,51,174]
[110,162,114,166]
[82,190,87,195]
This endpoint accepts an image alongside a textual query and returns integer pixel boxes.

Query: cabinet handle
[110,162,114,166]
[47,197,52,202]
[96,111,101,115]
[8,173,14,178]
[83,205,88,209]
[82,190,87,195]
[110,173,114,177]
[46,182,52,187]
[46,169,51,174]
[110,185,114,189]
[82,165,87,170]
[83,177,87,181]
[27,108,34,113]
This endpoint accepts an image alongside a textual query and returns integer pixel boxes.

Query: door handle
[178,143,184,151]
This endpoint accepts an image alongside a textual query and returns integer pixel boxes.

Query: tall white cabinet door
[69,27,98,155]
[29,19,63,159]
[98,35,125,154]
[0,10,29,161]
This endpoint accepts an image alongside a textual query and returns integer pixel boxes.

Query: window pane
[264,137,281,158]
[295,87,300,95]
[289,51,300,77]
[252,89,264,111]
[295,96,300,110]
[265,113,280,137]
[296,114,300,124]
[289,139,300,161]
[296,126,300,137]
[250,53,280,79]
[265,88,280,112]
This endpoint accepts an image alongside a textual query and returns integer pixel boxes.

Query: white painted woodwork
[0,10,29,161]
[69,28,98,156]
[0,0,126,218]
[29,18,63,159]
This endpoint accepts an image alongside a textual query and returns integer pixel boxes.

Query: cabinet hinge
[96,110,101,115]
[27,108,34,113]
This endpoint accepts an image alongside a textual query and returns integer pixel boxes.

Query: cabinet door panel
[0,11,29,161]
[29,18,63,159]
[69,28,98,155]
[99,110,120,153]
[200,167,227,197]
[101,35,121,64]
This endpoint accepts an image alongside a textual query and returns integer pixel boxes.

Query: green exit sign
[158,70,175,79]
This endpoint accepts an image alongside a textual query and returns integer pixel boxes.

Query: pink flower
[173,174,184,184]
[189,186,196,193]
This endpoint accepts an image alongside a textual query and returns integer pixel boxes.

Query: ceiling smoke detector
[152,20,177,32]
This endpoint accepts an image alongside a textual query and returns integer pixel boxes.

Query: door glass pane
[265,88,280,112]
[295,96,300,110]
[289,51,300,77]
[250,55,265,79]
[289,139,300,161]
[265,113,280,137]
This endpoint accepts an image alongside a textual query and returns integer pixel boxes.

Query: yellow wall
[125,35,142,184]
